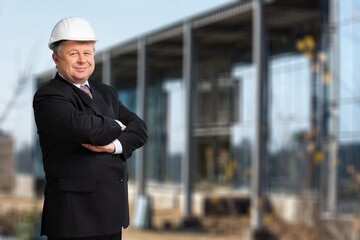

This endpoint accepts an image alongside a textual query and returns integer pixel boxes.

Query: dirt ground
[124,213,249,240]
[125,202,358,240]
[123,206,320,240]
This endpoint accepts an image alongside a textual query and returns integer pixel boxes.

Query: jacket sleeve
[33,86,122,146]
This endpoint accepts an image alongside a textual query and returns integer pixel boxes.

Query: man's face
[53,40,95,84]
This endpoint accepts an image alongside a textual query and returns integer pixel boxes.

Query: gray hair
[51,41,65,56]
[52,40,96,56]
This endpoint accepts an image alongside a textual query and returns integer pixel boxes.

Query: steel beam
[327,0,339,213]
[136,37,147,196]
[182,21,195,219]
[251,0,269,237]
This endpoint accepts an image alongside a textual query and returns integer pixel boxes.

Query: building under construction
[35,0,360,234]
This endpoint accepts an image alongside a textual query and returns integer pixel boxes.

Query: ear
[52,53,59,64]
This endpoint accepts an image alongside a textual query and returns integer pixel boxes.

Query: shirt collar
[58,73,90,89]
[75,81,90,89]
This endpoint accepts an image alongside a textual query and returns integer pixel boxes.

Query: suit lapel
[74,87,102,114]
[90,83,117,118]
[89,83,113,116]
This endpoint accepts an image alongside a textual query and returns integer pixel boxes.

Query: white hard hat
[48,16,98,50]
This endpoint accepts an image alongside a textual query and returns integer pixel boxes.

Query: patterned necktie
[80,85,93,99]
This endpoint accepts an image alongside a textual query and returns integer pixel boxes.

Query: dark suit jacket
[33,73,147,238]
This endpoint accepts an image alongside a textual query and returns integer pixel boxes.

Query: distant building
[0,131,15,192]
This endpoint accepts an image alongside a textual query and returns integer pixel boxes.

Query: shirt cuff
[112,139,123,154]
[115,120,126,131]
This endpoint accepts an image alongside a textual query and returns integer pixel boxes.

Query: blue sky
[0,0,234,148]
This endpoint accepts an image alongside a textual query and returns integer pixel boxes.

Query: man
[33,17,147,239]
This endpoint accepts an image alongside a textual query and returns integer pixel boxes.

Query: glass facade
[231,65,255,189]
[144,79,186,183]
[268,55,312,194]
[230,55,314,193]
[194,61,240,186]
[337,0,360,212]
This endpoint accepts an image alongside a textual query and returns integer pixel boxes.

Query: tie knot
[80,85,93,99]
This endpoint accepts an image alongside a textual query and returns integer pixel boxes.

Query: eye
[69,52,77,57]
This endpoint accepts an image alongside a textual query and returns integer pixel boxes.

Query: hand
[81,143,115,153]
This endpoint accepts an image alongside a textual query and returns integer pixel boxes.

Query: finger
[82,144,93,149]
[82,144,97,151]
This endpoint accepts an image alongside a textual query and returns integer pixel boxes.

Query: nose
[77,54,86,63]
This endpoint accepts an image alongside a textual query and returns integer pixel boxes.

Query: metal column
[132,37,151,229]
[251,0,270,238]
[102,52,111,85]
[182,21,195,221]
[136,37,147,196]
[327,0,339,213]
